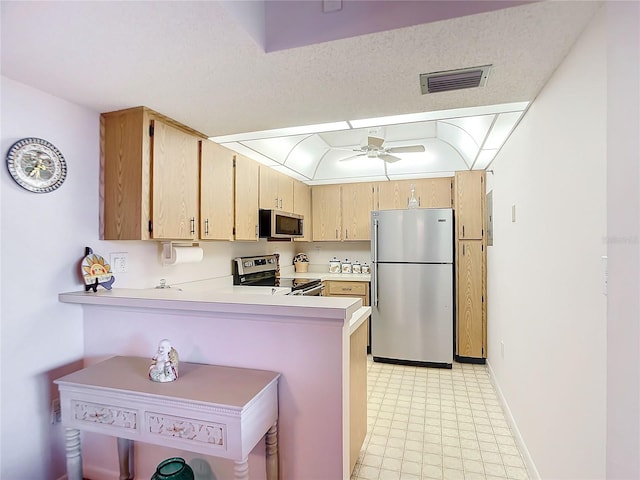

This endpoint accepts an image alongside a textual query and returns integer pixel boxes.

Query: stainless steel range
[233,255,324,296]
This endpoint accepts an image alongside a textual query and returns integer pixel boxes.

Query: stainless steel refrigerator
[371,208,454,368]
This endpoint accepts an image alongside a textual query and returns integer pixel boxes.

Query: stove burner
[233,255,323,295]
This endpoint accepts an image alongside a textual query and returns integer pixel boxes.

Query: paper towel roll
[166,246,204,265]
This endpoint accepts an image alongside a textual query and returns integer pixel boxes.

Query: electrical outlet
[110,252,128,274]
[51,398,61,424]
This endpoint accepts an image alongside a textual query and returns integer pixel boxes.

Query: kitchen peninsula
[58,287,370,480]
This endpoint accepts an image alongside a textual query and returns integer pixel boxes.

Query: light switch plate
[511,204,516,223]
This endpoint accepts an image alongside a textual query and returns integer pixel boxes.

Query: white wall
[486,7,607,479]
[0,76,295,478]
[605,2,640,478]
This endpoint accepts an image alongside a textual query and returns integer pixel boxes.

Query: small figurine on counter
[149,339,179,383]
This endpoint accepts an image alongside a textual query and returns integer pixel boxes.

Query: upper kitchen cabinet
[455,171,485,240]
[200,141,234,240]
[342,182,374,241]
[259,166,293,212]
[234,154,259,241]
[293,180,312,242]
[311,184,342,241]
[376,177,453,210]
[102,107,202,241]
[311,182,373,241]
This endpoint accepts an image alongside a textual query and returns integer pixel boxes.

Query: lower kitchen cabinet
[324,281,370,306]
[456,239,485,359]
[324,280,371,351]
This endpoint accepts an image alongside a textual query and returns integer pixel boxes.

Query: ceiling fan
[337,135,425,163]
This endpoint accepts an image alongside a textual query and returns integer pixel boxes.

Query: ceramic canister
[341,259,352,274]
[329,257,341,273]
[151,457,194,480]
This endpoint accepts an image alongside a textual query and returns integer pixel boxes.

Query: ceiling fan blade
[387,145,425,154]
[367,136,385,149]
[339,153,366,162]
[379,153,402,163]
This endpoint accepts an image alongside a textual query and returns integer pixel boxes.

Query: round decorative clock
[6,137,67,193]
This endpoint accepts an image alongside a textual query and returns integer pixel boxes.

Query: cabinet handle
[255,224,259,237]
[462,225,465,237]
[279,198,282,209]
[275,197,278,209]
[190,217,195,235]
[205,219,209,236]
[345,229,348,239]
[335,229,338,239]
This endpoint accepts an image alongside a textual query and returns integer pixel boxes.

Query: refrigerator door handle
[372,218,379,306]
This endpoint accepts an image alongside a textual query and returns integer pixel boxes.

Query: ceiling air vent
[420,65,492,94]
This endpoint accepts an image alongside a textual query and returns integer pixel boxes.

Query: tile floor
[351,357,530,480]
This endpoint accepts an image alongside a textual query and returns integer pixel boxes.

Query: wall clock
[6,137,67,193]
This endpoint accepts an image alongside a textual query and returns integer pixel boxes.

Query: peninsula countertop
[59,286,370,333]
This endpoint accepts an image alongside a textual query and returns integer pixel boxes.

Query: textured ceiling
[1,1,600,182]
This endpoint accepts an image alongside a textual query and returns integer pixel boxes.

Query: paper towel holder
[161,241,201,265]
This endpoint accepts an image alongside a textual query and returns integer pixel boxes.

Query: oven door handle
[302,284,325,296]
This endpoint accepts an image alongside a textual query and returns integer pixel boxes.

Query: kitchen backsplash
[294,241,371,272]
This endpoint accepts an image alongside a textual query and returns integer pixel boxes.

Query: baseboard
[486,360,541,480]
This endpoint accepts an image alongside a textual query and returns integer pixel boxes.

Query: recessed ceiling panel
[484,111,524,149]
[436,121,480,168]
[271,164,310,181]
[222,142,279,166]
[242,134,311,163]
[285,135,331,178]
[386,140,469,176]
[473,149,498,170]
[444,114,495,147]
[314,149,386,183]
[383,121,437,142]
[318,128,370,148]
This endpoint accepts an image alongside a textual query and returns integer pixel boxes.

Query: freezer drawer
[372,263,453,366]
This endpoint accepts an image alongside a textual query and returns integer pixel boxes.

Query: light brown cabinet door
[278,172,294,212]
[455,171,485,239]
[200,141,234,240]
[151,119,199,240]
[342,183,374,241]
[259,167,294,211]
[235,154,259,241]
[456,240,484,358]
[312,184,342,241]
[259,166,279,210]
[102,108,149,240]
[376,178,452,210]
[293,180,312,242]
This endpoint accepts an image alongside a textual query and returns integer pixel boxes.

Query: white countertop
[59,284,370,332]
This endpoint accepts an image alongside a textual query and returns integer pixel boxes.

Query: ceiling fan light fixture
[420,65,492,94]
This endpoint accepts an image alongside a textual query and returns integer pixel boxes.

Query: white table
[55,356,280,480]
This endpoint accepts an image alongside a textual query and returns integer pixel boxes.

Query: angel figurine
[149,339,179,383]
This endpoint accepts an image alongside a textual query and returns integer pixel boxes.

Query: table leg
[233,458,249,480]
[266,422,279,480]
[64,427,82,480]
[117,437,134,480]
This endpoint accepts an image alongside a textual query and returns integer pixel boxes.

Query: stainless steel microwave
[259,210,304,238]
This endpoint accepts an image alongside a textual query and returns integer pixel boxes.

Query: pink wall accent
[81,305,350,480]
[264,0,533,52]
